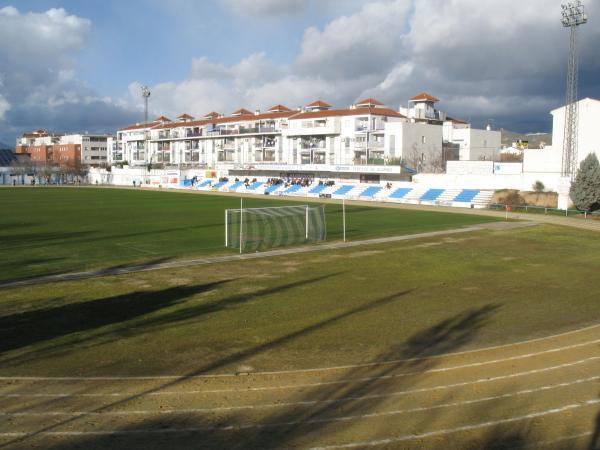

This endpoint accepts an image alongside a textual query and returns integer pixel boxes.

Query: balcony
[239,127,259,134]
[300,140,326,150]
[186,130,202,138]
[285,119,340,136]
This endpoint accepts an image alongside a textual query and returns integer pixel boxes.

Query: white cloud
[295,1,411,80]
[0,6,138,139]
[4,0,600,142]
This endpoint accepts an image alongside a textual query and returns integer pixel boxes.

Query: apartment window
[421,136,426,144]
[483,140,487,147]
[389,135,396,157]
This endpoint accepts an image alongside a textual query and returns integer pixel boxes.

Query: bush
[570,153,600,212]
[532,180,545,192]
[497,190,526,206]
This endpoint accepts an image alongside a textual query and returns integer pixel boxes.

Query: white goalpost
[224,204,326,253]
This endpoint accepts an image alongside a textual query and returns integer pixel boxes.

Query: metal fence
[488,203,600,219]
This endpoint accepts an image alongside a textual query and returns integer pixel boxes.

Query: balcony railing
[300,142,326,150]
[186,131,202,137]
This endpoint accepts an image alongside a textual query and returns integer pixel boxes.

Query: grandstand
[186,176,495,209]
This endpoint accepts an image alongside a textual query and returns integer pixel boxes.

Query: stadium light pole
[560,1,587,180]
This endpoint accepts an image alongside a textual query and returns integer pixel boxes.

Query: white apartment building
[114,93,501,181]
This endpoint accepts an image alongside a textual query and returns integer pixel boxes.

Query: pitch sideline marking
[1,332,599,382]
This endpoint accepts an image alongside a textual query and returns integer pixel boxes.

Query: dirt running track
[1,322,599,449]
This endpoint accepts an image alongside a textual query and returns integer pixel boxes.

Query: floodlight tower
[141,85,151,124]
[561,1,587,179]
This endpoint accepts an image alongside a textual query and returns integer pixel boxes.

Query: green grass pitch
[0,187,498,283]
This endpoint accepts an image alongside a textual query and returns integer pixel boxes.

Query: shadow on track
[19,302,506,450]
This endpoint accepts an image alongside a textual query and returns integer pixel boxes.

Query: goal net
[225,205,326,252]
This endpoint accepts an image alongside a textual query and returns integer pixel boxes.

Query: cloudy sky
[0,0,599,146]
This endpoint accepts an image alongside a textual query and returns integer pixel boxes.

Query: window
[421,136,426,144]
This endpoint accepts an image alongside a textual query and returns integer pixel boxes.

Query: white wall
[551,98,600,167]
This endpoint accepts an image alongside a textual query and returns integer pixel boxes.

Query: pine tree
[570,153,600,212]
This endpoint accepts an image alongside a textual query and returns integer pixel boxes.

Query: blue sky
[0,0,599,146]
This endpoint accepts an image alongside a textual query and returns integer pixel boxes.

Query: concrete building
[15,130,109,166]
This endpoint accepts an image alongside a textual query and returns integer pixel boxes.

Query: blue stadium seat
[332,185,354,196]
[359,186,382,197]
[285,184,302,194]
[198,179,213,187]
[228,181,244,191]
[247,181,263,190]
[264,184,282,193]
[453,189,480,202]
[309,184,327,194]
[420,189,445,201]
[389,187,412,199]
[212,181,227,189]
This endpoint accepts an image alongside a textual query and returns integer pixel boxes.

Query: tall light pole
[561,1,587,179]
[140,86,151,166]
[141,85,151,125]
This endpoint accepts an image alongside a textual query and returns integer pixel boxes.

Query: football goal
[225,204,327,252]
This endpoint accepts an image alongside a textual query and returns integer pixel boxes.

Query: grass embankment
[1,224,599,376]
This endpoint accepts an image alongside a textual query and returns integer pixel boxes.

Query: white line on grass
[1,374,598,420]
[307,399,600,450]
[1,398,599,439]
[2,356,597,415]
[1,333,599,383]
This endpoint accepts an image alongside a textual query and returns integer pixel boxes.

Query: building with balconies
[113,93,501,182]
[16,130,108,167]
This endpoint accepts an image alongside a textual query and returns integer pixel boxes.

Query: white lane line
[0,330,600,381]
[2,398,599,439]
[308,399,600,450]
[2,373,598,421]
[2,339,599,397]
[2,356,597,415]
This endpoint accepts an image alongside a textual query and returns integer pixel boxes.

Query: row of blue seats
[389,188,480,203]
[192,179,481,203]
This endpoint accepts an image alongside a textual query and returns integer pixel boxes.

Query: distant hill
[0,141,13,150]
[500,129,552,149]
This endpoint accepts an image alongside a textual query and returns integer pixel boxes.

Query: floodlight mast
[141,85,151,125]
[561,1,587,180]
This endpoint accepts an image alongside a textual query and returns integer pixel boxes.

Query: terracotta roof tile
[409,92,439,103]
[306,100,332,108]
[291,107,404,120]
[232,108,253,116]
[356,98,384,106]
[268,104,293,112]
